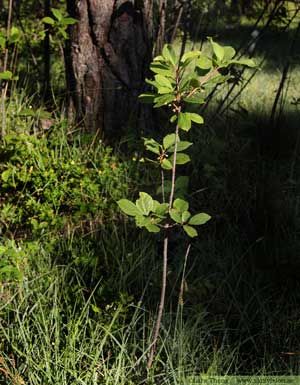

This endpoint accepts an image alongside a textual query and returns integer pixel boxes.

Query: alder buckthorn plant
[117,38,255,371]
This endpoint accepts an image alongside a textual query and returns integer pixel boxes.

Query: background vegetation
[1,0,300,383]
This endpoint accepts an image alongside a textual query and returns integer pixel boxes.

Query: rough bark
[65,0,153,136]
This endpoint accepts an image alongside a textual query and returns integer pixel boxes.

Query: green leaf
[157,87,174,95]
[154,93,174,107]
[170,115,177,123]
[60,17,78,25]
[0,70,12,80]
[153,202,169,216]
[145,78,160,89]
[135,215,150,227]
[183,225,198,238]
[91,304,101,313]
[58,27,68,39]
[182,210,191,223]
[178,112,191,132]
[1,169,10,182]
[187,112,204,124]
[170,153,190,165]
[223,46,236,61]
[143,137,161,155]
[155,74,173,91]
[169,209,182,224]
[189,212,211,225]
[163,134,176,150]
[229,58,256,67]
[9,27,20,43]
[173,198,189,212]
[153,55,164,62]
[197,56,212,70]
[150,62,174,77]
[0,36,6,49]
[117,199,142,217]
[183,96,205,104]
[51,8,63,21]
[162,44,177,66]
[139,93,156,104]
[0,245,7,255]
[161,158,173,170]
[42,16,55,25]
[168,141,192,153]
[145,224,160,233]
[136,192,154,216]
[181,50,201,63]
[209,37,224,62]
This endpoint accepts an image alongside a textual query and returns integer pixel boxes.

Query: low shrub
[0,128,130,240]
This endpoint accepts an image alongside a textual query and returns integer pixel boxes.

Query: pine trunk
[65,0,153,136]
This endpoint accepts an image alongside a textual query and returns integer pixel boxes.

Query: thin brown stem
[168,121,180,208]
[170,4,183,44]
[147,235,168,370]
[1,0,13,140]
[161,169,165,203]
[178,244,191,306]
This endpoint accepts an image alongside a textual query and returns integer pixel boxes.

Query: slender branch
[170,3,183,44]
[161,169,165,203]
[169,67,182,208]
[168,120,180,208]
[147,235,168,370]
[178,243,191,305]
[1,0,13,140]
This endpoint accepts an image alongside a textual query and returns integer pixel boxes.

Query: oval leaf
[168,141,192,153]
[182,210,191,223]
[162,44,177,66]
[139,93,156,104]
[155,74,173,90]
[136,192,154,216]
[170,153,190,165]
[173,198,189,212]
[161,158,173,170]
[178,113,191,132]
[183,225,198,238]
[209,38,224,62]
[143,137,161,155]
[118,199,142,217]
[146,224,160,233]
[170,209,182,224]
[0,70,13,80]
[163,134,176,150]
[42,16,55,25]
[51,8,63,21]
[154,93,174,107]
[189,212,211,225]
[187,113,204,124]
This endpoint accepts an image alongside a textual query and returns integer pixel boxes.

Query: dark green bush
[0,129,130,239]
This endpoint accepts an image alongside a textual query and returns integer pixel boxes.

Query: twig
[1,0,13,140]
[146,235,168,370]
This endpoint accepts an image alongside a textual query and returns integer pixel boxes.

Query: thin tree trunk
[65,0,153,136]
[1,0,13,140]
[154,0,166,56]
[43,0,51,104]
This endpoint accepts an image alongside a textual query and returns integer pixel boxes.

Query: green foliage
[0,129,129,238]
[42,8,77,40]
[119,39,255,238]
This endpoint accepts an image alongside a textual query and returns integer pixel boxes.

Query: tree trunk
[44,0,51,104]
[65,0,153,137]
